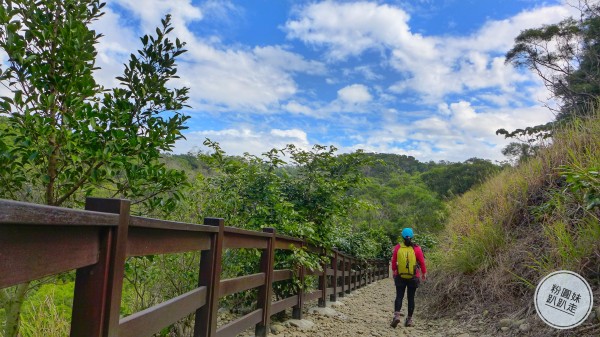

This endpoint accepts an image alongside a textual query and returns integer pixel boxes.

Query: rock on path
[262,278,479,337]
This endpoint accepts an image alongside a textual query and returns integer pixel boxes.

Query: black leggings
[394,276,419,316]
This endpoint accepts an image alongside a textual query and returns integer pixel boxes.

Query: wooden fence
[0,197,389,337]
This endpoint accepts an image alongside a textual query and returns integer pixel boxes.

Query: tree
[499,1,600,139]
[352,172,447,242]
[0,1,190,335]
[283,145,374,246]
[187,142,377,307]
[196,142,374,247]
[501,142,539,165]
[420,158,501,199]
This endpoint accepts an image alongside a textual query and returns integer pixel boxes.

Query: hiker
[390,227,427,328]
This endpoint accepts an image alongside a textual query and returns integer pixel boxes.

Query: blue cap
[401,228,414,239]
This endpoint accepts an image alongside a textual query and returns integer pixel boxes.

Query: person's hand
[421,274,427,282]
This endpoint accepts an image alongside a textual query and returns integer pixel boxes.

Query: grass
[14,283,74,337]
[424,110,600,320]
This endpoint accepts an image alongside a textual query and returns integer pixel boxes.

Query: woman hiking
[390,227,427,328]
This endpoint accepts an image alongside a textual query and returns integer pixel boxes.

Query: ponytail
[403,237,413,247]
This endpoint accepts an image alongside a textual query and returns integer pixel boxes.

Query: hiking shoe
[390,316,401,328]
[405,316,414,327]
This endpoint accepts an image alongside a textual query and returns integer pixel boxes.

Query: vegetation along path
[246,277,478,337]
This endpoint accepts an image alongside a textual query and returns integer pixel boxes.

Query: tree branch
[54,161,103,206]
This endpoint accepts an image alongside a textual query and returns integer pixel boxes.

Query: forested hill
[359,153,502,198]
[360,153,432,175]
[161,150,503,251]
[163,151,502,199]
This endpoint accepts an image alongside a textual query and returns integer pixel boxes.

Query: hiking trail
[238,277,484,337]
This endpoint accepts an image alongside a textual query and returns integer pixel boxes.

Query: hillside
[162,150,502,250]
[424,112,600,336]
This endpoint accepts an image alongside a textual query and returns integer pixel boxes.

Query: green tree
[196,140,302,235]
[353,172,447,242]
[501,142,539,165]
[361,153,430,177]
[499,1,600,139]
[196,142,374,246]
[283,145,374,246]
[420,158,501,199]
[0,1,190,335]
[184,142,377,306]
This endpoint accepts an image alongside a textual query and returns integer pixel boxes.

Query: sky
[90,0,581,163]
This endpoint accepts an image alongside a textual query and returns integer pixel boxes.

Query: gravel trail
[263,277,479,337]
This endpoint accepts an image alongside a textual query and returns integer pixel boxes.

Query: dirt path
[257,278,483,337]
[235,276,600,337]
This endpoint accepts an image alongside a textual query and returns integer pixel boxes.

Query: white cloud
[91,7,140,88]
[177,46,300,111]
[112,0,203,34]
[93,1,325,112]
[253,46,326,75]
[450,5,576,53]
[346,101,555,162]
[337,84,372,103]
[344,65,383,81]
[283,101,316,116]
[175,128,310,155]
[0,50,11,99]
[286,1,416,60]
[84,0,569,163]
[286,1,574,102]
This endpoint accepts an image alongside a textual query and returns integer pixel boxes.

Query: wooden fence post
[318,248,327,307]
[352,259,360,290]
[348,258,352,292]
[387,260,390,278]
[373,261,377,282]
[345,257,351,294]
[372,260,376,281]
[71,198,130,337]
[330,251,338,302]
[373,261,376,281]
[357,259,360,289]
[359,260,363,288]
[194,218,224,337]
[292,242,305,319]
[255,228,275,337]
[339,254,345,298]
[362,260,366,287]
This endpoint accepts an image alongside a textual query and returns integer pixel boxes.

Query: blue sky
[90,0,578,162]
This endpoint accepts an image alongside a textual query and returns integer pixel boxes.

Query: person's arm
[391,244,399,276]
[415,246,427,280]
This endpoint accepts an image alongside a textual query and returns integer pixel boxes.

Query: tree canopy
[0,1,190,336]
[499,1,600,143]
[0,0,189,210]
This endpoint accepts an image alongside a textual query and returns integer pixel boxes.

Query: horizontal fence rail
[0,198,389,337]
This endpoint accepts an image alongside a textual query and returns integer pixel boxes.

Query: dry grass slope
[423,111,600,336]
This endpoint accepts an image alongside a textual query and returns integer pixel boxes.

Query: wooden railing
[0,198,389,337]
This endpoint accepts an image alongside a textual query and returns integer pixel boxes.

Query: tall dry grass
[424,111,600,323]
